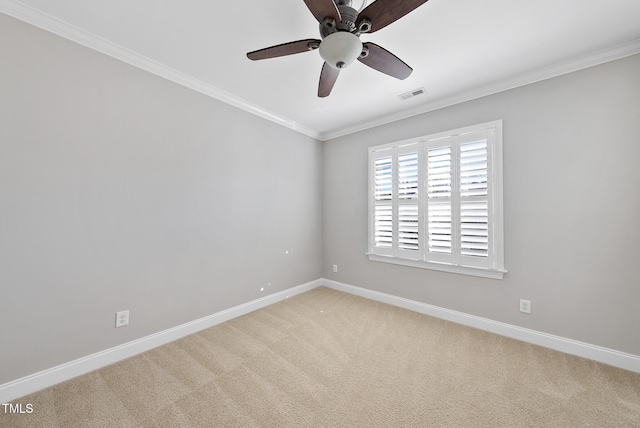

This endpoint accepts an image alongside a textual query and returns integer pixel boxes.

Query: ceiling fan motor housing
[320,4,359,38]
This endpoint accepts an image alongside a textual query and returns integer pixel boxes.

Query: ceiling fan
[247,0,429,97]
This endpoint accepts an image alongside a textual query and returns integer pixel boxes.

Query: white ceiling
[2,0,640,140]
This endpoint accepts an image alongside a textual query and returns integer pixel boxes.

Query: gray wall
[2,10,639,388]
[0,14,322,384]
[323,54,640,356]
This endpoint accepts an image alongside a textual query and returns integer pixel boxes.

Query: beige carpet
[2,286,639,427]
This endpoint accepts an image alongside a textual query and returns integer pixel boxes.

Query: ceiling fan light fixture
[247,0,429,96]
[319,31,363,69]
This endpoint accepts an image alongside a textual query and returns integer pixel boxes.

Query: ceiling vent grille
[398,87,425,100]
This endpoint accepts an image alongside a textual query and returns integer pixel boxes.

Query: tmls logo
[2,403,34,414]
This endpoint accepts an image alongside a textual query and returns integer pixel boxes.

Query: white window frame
[367,120,506,280]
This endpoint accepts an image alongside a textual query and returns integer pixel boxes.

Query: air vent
[398,87,426,100]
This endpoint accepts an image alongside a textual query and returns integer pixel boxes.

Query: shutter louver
[427,202,452,253]
[399,204,419,250]
[427,147,452,198]
[398,151,419,252]
[374,204,393,248]
[374,156,393,249]
[461,201,488,257]
[460,139,489,258]
[427,146,452,255]
[460,140,488,198]
[374,156,393,201]
[398,152,418,199]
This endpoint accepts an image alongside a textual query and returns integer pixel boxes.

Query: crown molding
[0,0,322,141]
[2,0,638,143]
[318,37,640,141]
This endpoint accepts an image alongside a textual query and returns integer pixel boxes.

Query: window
[368,120,505,279]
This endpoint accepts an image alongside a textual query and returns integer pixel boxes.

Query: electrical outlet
[519,299,531,314]
[333,264,338,273]
[115,310,129,328]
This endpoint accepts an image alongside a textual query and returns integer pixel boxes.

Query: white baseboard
[4,277,639,403]
[321,278,640,374]
[0,279,322,403]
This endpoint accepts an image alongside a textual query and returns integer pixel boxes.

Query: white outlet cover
[519,299,531,314]
[115,310,129,327]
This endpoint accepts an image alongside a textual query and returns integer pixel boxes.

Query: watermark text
[2,403,34,414]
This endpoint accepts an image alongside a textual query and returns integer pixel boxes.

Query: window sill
[367,253,506,280]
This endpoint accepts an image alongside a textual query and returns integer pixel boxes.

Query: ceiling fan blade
[358,43,413,80]
[318,62,340,97]
[357,0,429,33]
[247,39,321,60]
[303,0,341,25]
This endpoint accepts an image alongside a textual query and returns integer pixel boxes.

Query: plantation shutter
[397,146,420,258]
[370,144,420,258]
[368,120,504,277]
[425,138,453,264]
[372,151,393,255]
[458,131,492,268]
